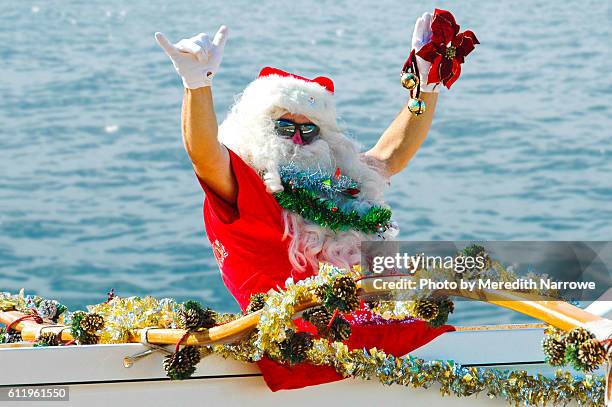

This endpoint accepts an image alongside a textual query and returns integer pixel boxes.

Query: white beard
[219,100,396,275]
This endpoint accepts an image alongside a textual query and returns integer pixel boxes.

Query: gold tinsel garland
[223,264,605,406]
[87,296,179,343]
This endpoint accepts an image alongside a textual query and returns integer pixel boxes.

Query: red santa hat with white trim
[235,67,338,131]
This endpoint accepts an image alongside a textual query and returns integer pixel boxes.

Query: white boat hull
[0,326,598,406]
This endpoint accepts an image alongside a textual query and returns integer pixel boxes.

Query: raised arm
[366,10,479,177]
[366,92,438,176]
[155,27,237,204]
[182,87,236,203]
[366,12,439,176]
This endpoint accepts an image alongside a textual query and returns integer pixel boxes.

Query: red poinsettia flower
[416,9,479,89]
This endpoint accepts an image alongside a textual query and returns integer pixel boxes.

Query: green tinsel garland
[274,183,392,234]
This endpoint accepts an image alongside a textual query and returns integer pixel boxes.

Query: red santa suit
[198,67,454,391]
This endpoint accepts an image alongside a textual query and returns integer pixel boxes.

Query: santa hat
[233,67,338,131]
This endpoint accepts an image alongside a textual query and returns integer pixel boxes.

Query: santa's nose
[291,129,304,145]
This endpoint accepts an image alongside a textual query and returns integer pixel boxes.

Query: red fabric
[344,310,453,356]
[258,66,335,94]
[198,146,454,391]
[199,148,314,310]
[258,313,454,391]
[415,9,479,89]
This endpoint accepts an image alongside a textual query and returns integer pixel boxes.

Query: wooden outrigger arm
[0,297,320,346]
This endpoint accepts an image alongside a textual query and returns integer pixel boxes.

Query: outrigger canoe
[1,282,610,406]
[0,324,576,407]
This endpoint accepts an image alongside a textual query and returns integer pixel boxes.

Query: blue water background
[1,1,610,325]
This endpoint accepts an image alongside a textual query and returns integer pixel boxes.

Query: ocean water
[0,1,610,326]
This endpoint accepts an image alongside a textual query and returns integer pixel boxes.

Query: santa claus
[155,11,474,391]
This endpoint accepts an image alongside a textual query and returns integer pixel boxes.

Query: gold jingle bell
[400,72,419,90]
[408,98,426,115]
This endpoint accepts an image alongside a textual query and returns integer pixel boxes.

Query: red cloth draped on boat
[198,147,454,391]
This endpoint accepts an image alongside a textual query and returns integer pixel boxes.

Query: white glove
[263,168,284,194]
[411,13,439,93]
[155,26,228,89]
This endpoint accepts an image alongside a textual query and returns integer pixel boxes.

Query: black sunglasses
[274,119,320,144]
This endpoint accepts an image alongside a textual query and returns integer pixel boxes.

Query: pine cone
[345,296,360,312]
[1,328,22,344]
[181,346,202,366]
[426,299,454,328]
[79,332,100,345]
[328,316,352,341]
[279,331,313,364]
[441,298,455,315]
[332,276,357,300]
[164,346,201,380]
[461,244,491,274]
[462,244,486,259]
[178,301,216,330]
[178,308,204,330]
[565,327,594,346]
[37,300,58,320]
[414,299,440,321]
[69,311,99,344]
[37,332,60,347]
[79,313,104,333]
[314,284,330,301]
[303,307,352,341]
[577,339,607,370]
[542,335,566,366]
[329,276,359,312]
[7,330,22,343]
[246,293,268,314]
[302,306,332,330]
